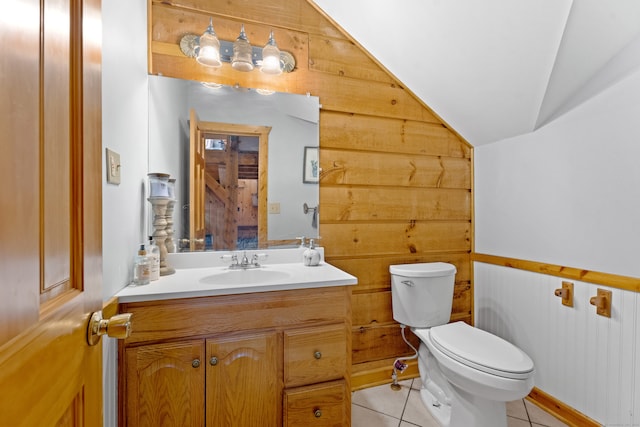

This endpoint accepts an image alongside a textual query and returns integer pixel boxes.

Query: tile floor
[352,378,569,427]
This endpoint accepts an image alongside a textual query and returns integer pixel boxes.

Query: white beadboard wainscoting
[474,262,640,426]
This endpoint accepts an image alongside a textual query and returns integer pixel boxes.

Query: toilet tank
[390,262,456,328]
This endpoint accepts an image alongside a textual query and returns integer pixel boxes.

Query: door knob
[87,310,133,346]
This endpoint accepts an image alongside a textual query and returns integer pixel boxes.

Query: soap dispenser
[132,244,151,286]
[147,236,160,281]
[303,239,321,266]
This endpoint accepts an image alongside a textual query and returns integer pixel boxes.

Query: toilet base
[420,383,508,427]
[420,387,451,426]
[449,385,507,427]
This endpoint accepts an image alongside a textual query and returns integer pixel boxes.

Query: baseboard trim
[527,387,600,427]
[352,358,419,391]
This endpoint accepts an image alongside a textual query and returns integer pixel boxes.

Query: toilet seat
[416,322,534,380]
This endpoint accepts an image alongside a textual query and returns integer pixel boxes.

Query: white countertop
[116,248,357,303]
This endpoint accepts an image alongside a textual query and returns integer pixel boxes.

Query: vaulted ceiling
[312,0,640,146]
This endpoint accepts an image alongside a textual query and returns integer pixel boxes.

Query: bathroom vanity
[116,249,356,426]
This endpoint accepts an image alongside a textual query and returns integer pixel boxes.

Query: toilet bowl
[414,322,534,427]
[390,263,535,427]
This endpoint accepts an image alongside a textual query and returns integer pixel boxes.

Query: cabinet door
[125,340,205,427]
[207,331,280,427]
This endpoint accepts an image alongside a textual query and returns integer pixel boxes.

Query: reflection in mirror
[148,75,320,251]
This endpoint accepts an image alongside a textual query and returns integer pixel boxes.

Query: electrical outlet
[268,202,280,214]
[106,148,121,185]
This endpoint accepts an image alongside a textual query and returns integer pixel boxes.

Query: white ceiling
[312,0,640,146]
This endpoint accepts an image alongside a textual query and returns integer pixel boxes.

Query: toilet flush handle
[401,280,414,287]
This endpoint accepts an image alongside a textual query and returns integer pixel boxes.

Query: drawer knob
[314,351,322,360]
[210,356,219,366]
[314,409,322,418]
[192,359,201,368]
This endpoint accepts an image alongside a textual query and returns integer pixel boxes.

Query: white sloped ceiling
[312,0,640,146]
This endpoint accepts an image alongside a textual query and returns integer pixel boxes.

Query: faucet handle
[251,253,268,264]
[221,253,239,265]
[296,236,307,247]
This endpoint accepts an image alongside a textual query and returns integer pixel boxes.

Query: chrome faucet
[223,252,267,269]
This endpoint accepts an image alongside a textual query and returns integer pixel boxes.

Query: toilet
[390,262,535,427]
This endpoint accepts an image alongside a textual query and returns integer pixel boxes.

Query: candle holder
[165,178,176,253]
[148,196,175,276]
[148,172,171,197]
[165,198,176,254]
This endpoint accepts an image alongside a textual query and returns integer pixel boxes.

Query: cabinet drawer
[283,380,349,427]
[284,323,347,387]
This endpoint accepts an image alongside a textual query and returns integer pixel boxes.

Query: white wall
[102,1,149,425]
[475,37,640,278]
[475,35,640,425]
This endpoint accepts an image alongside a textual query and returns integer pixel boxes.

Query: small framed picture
[303,146,319,183]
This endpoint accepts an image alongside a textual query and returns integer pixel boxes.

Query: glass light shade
[232,25,254,72]
[261,31,282,75]
[196,19,221,68]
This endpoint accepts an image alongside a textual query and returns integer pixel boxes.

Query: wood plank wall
[149,0,473,386]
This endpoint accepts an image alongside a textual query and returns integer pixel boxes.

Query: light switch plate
[106,148,121,185]
[268,202,280,214]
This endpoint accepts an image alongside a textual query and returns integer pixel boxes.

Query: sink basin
[199,268,293,286]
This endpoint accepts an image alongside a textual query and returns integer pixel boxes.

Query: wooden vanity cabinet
[118,286,352,427]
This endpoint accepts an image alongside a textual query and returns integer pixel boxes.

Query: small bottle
[303,239,321,266]
[133,244,151,286]
[147,237,160,281]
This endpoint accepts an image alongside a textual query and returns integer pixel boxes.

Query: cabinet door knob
[192,359,201,368]
[314,351,322,360]
[314,409,322,418]
[210,356,218,366]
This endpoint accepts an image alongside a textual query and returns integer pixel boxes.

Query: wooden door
[125,340,206,426]
[206,331,281,427]
[189,109,207,250]
[0,0,104,425]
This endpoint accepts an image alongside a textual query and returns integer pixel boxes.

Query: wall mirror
[148,75,320,251]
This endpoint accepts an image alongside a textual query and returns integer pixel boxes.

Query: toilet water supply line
[391,324,418,391]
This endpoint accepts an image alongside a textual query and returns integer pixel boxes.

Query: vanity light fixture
[256,88,276,96]
[180,19,295,74]
[201,82,223,89]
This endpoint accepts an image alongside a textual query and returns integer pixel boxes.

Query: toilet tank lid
[389,262,456,278]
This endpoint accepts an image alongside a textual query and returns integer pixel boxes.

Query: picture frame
[303,146,319,183]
